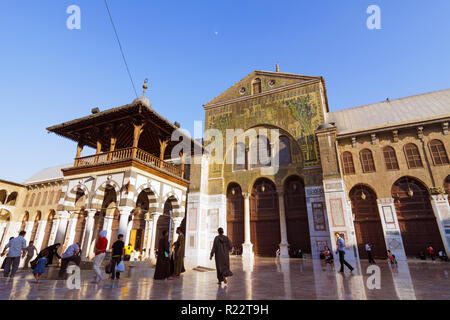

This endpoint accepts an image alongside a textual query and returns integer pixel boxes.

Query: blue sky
[0,0,449,183]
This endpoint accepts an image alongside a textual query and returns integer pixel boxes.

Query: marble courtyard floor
[1,257,449,300]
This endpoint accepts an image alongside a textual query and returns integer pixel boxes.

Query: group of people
[153,226,234,286]
[153,227,186,280]
[0,226,235,286]
[418,245,449,261]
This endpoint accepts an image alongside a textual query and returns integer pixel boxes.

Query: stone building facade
[1,70,449,268]
[184,70,450,267]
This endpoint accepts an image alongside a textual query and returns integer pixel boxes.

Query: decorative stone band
[91,180,121,210]
[62,184,89,211]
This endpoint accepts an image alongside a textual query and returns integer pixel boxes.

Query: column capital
[85,209,97,218]
[118,206,134,215]
[242,192,250,200]
[57,211,70,219]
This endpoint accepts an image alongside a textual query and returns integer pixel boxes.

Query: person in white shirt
[335,233,354,273]
[1,231,27,278]
[365,243,376,264]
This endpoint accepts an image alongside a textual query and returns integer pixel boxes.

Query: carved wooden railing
[74,147,182,178]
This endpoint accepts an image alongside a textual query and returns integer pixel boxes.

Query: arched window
[404,143,423,168]
[234,141,247,171]
[23,194,30,207]
[35,193,41,207]
[6,192,18,206]
[250,135,271,168]
[279,136,291,166]
[383,146,399,170]
[252,78,262,94]
[41,191,48,206]
[429,139,449,165]
[342,152,355,175]
[29,194,36,207]
[360,149,376,173]
[55,190,62,204]
[48,191,55,205]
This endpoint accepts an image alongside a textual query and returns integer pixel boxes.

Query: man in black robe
[154,230,171,280]
[210,227,233,285]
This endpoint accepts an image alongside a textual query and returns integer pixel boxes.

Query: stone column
[430,194,450,256]
[0,221,21,267]
[0,222,7,246]
[34,220,47,252]
[376,198,407,261]
[142,213,152,259]
[81,209,96,259]
[118,207,133,243]
[0,221,21,249]
[150,213,161,261]
[102,215,114,246]
[23,221,34,244]
[63,213,78,251]
[277,191,289,258]
[124,218,133,246]
[242,192,254,259]
[48,217,60,246]
[55,211,70,245]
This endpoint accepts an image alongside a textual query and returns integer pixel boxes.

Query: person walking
[1,237,14,270]
[58,242,81,279]
[1,231,27,278]
[335,233,354,273]
[110,234,125,280]
[124,243,133,261]
[23,241,38,269]
[210,227,233,285]
[169,227,185,280]
[427,245,435,261]
[92,230,108,284]
[365,243,376,264]
[154,230,171,280]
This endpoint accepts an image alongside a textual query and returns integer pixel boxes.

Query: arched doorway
[284,176,311,254]
[41,210,55,249]
[226,183,244,253]
[129,189,154,252]
[73,211,86,245]
[349,185,387,258]
[21,212,29,232]
[0,214,11,249]
[250,178,280,256]
[30,212,41,242]
[97,185,117,247]
[156,198,174,247]
[392,177,444,256]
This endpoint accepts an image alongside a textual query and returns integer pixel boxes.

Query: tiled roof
[328,88,450,135]
[23,164,72,185]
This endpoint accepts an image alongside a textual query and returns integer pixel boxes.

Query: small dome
[132,96,152,108]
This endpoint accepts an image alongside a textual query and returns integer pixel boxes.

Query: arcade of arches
[226,176,311,257]
[348,177,446,259]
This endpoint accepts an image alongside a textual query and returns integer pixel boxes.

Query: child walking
[387,250,397,266]
[32,252,48,283]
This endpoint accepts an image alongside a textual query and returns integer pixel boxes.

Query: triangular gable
[204,70,322,107]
